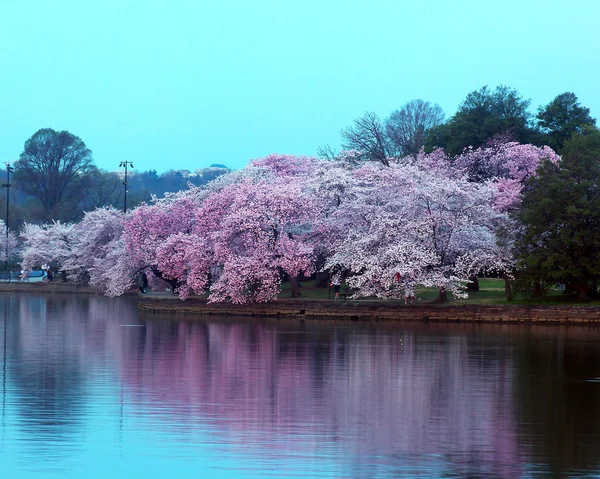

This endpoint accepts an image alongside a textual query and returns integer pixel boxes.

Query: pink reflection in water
[5,295,528,477]
[117,317,524,477]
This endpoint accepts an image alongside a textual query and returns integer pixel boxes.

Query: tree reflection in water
[4,294,600,478]
[123,315,522,478]
[1,294,135,467]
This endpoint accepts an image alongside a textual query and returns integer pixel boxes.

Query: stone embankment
[137,294,600,323]
[4,285,599,323]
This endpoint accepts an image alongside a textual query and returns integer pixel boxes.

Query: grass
[278,278,600,306]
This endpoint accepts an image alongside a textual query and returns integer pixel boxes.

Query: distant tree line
[0,128,230,228]
[322,87,596,163]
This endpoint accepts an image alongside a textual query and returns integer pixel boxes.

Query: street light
[2,163,13,272]
[119,161,133,213]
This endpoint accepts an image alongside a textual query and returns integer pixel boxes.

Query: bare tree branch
[316,143,338,160]
[386,100,445,156]
[341,112,391,166]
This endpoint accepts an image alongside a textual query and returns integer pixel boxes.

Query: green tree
[537,92,597,152]
[515,131,600,300]
[81,169,123,210]
[14,128,95,222]
[426,85,539,156]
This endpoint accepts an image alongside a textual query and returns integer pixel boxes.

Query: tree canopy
[536,92,597,152]
[336,100,444,165]
[426,86,538,156]
[18,145,554,303]
[385,99,445,156]
[14,128,95,222]
[515,131,600,299]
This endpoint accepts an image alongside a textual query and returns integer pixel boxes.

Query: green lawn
[278,278,598,306]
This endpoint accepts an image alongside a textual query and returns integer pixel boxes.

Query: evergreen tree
[537,92,597,152]
[426,85,539,156]
[515,131,600,299]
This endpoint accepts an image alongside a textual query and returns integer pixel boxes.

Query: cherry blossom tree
[212,178,319,302]
[61,207,126,286]
[250,153,318,178]
[449,140,560,297]
[323,162,509,302]
[453,140,560,211]
[88,236,143,296]
[20,221,74,272]
[119,187,205,293]
[93,154,322,303]
[17,145,555,304]
[19,210,131,290]
[130,151,521,303]
[158,173,321,303]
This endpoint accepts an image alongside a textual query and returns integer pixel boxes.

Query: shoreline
[0,282,135,295]
[3,285,599,323]
[136,293,600,324]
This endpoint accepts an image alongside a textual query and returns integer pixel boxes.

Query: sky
[0,0,598,173]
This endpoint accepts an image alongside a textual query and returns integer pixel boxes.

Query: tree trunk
[314,271,329,288]
[288,274,302,298]
[467,276,479,291]
[568,283,587,301]
[591,279,598,298]
[433,287,448,303]
[501,271,512,302]
[533,281,542,298]
[150,267,179,293]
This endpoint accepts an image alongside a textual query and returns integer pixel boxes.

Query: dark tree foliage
[385,99,444,156]
[14,128,95,222]
[9,157,231,223]
[537,92,597,152]
[340,112,391,166]
[81,169,123,210]
[125,167,230,206]
[515,131,600,300]
[426,85,539,156]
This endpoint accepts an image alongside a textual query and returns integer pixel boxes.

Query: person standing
[139,272,148,293]
[332,274,342,300]
[404,275,415,305]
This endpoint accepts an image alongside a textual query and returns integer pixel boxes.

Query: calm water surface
[1,294,600,478]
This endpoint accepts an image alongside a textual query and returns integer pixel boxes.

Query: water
[1,294,600,478]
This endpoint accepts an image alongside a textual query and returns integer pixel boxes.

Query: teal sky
[0,0,598,173]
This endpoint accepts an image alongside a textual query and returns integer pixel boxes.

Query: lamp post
[2,163,13,272]
[2,301,7,425]
[119,161,133,213]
